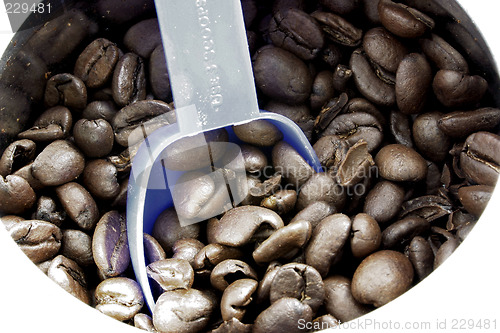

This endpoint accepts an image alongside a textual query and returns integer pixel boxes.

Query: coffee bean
[458,185,494,217]
[152,208,200,253]
[389,110,413,148]
[193,244,243,276]
[240,144,268,174]
[253,297,313,333]
[297,173,346,211]
[210,318,253,333]
[44,73,87,110]
[95,277,144,321]
[18,107,73,142]
[172,238,204,267]
[0,174,36,215]
[146,258,194,291]
[144,233,167,264]
[460,132,500,187]
[221,279,258,321]
[61,229,94,267]
[210,259,257,291]
[56,182,99,231]
[438,108,500,138]
[47,255,90,304]
[260,189,297,215]
[363,180,405,224]
[407,236,434,281]
[420,33,469,73]
[73,119,114,158]
[323,275,371,322]
[134,313,155,332]
[433,70,488,108]
[33,196,66,226]
[413,111,451,162]
[149,45,171,101]
[396,53,432,115]
[350,213,382,258]
[311,11,362,47]
[124,18,162,59]
[112,53,146,107]
[378,0,435,38]
[336,140,375,187]
[92,211,130,277]
[375,144,428,182]
[272,140,314,188]
[233,120,283,147]
[81,101,118,122]
[290,201,336,229]
[363,27,408,73]
[82,159,120,200]
[382,216,429,249]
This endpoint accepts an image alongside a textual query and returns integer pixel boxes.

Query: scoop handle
[155,0,260,133]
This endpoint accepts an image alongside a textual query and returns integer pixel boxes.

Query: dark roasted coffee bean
[73,119,114,158]
[210,259,257,291]
[389,110,413,148]
[253,46,312,104]
[18,107,73,142]
[324,275,371,322]
[460,132,500,187]
[290,201,336,229]
[172,238,204,267]
[273,140,314,188]
[260,189,297,215]
[47,255,90,304]
[193,244,243,276]
[0,174,36,215]
[396,53,432,115]
[32,140,85,186]
[0,139,36,177]
[34,196,66,226]
[253,297,313,333]
[82,159,120,200]
[147,258,194,291]
[211,317,253,333]
[350,213,381,258]
[363,27,408,73]
[112,52,147,107]
[432,227,460,269]
[144,233,167,264]
[92,211,130,277]
[336,140,375,187]
[95,277,144,321]
[240,144,268,174]
[413,111,451,162]
[6,219,62,263]
[56,182,99,231]
[433,70,488,108]
[12,162,44,191]
[375,144,427,182]
[438,108,500,139]
[270,263,324,313]
[305,213,351,277]
[382,216,429,249]
[311,11,362,47]
[221,279,258,321]
[81,101,118,122]
[74,38,120,89]
[321,0,359,15]
[297,173,346,211]
[269,9,324,60]
[124,18,162,59]
[152,208,200,253]
[363,180,405,223]
[407,236,434,281]
[352,250,414,307]
[233,120,283,147]
[44,73,87,110]
[378,0,435,38]
[310,71,335,111]
[61,229,94,267]
[149,45,171,101]
[419,34,469,73]
[399,195,452,222]
[458,185,494,217]
[153,288,215,333]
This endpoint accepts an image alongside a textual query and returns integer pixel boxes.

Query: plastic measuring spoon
[127,0,322,311]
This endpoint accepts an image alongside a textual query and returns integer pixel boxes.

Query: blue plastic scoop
[127,0,322,311]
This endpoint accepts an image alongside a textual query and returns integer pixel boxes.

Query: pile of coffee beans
[1,0,500,332]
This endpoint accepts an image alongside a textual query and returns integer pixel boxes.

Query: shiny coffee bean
[61,229,94,267]
[92,211,130,277]
[74,38,120,89]
[112,52,147,107]
[432,70,488,108]
[240,144,268,174]
[352,250,414,307]
[32,140,85,186]
[290,201,336,229]
[210,259,258,291]
[320,0,359,15]
[95,277,144,321]
[0,174,36,215]
[221,279,258,321]
[193,243,243,276]
[13,162,44,191]
[378,0,435,38]
[382,216,429,249]
[323,275,371,322]
[253,297,313,333]
[233,120,283,147]
[458,185,494,217]
[297,173,346,211]
[389,110,413,148]
[375,144,428,182]
[144,233,167,264]
[210,318,253,333]
[0,139,36,177]
[336,140,375,187]
[17,107,73,142]
[124,18,162,58]
[272,140,314,188]
[270,263,325,313]
[350,213,382,258]
[33,196,66,226]
[153,289,216,333]
[44,73,87,110]
[146,258,194,291]
[363,27,407,73]
[413,111,451,162]
[73,119,114,158]
[363,180,405,223]
[81,101,118,122]
[82,159,120,200]
[396,53,432,115]
[260,189,297,215]
[134,313,156,332]
[460,131,500,187]
[56,182,99,230]
[47,255,91,304]
[152,208,200,253]
[438,108,500,138]
[172,238,204,267]
[149,44,171,101]
[311,11,362,47]
[6,219,62,263]
[407,236,434,281]
[310,71,335,111]
[420,33,469,73]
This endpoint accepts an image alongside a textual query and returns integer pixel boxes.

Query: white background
[1,1,500,332]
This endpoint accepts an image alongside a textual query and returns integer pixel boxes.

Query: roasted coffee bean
[363,181,405,223]
[313,135,349,169]
[272,140,314,188]
[0,139,36,177]
[211,317,253,333]
[378,0,435,38]
[152,208,200,253]
[172,238,204,267]
[458,185,494,217]
[399,195,453,222]
[149,45,171,101]
[413,112,451,162]
[32,140,85,186]
[269,263,324,313]
[382,216,429,249]
[432,227,460,269]
[81,101,118,122]
[375,144,428,182]
[33,196,66,226]
[47,255,90,304]
[153,288,216,333]
[311,11,362,47]
[352,250,414,307]
[253,46,312,104]
[253,220,311,263]
[269,8,324,60]
[247,174,282,199]
[336,140,375,187]
[210,259,258,291]
[147,258,194,291]
[6,219,62,263]
[407,236,434,281]
[82,159,120,200]
[44,73,87,110]
[265,101,315,140]
[460,132,500,187]
[134,313,156,332]
[18,107,73,142]
[95,277,144,322]
[419,33,469,73]
[350,49,396,107]
[124,18,162,59]
[92,211,130,277]
[0,174,36,215]
[73,119,114,158]
[254,297,313,333]
[233,120,283,147]
[240,144,268,174]
[297,173,346,211]
[320,0,359,15]
[323,275,371,322]
[310,71,335,111]
[56,182,99,231]
[363,27,408,73]
[207,206,283,247]
[389,110,413,148]
[260,189,297,215]
[311,314,340,331]
[193,244,243,276]
[290,201,336,229]
[438,108,500,138]
[221,279,258,321]
[144,233,167,264]
[350,213,382,258]
[112,52,147,107]
[305,213,351,277]
[12,162,44,191]
[396,53,432,115]
[433,70,488,108]
[61,229,94,267]
[74,38,120,89]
